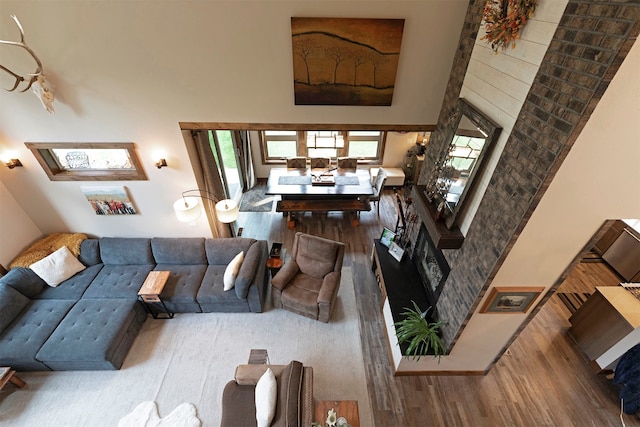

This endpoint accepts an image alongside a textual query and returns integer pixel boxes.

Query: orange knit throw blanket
[9,233,88,269]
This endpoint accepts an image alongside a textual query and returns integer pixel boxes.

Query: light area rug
[239,185,274,212]
[0,268,372,427]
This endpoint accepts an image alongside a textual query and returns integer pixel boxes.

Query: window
[347,130,383,159]
[260,129,385,164]
[25,142,147,181]
[306,131,344,158]
[262,130,299,160]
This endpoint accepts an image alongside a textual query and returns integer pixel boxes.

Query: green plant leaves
[394,301,446,361]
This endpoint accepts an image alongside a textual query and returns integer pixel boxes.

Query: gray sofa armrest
[235,240,263,298]
[243,240,268,313]
[0,284,30,334]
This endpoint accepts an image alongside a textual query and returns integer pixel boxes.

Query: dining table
[265,167,374,227]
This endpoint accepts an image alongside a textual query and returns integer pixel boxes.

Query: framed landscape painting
[81,186,137,215]
[480,287,544,314]
[291,17,405,106]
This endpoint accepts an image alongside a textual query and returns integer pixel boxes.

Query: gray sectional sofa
[0,237,268,371]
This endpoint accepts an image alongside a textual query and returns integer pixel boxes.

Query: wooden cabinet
[568,287,640,369]
[593,220,626,255]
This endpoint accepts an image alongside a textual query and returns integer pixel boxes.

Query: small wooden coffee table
[0,367,26,391]
[315,400,360,427]
[138,271,173,319]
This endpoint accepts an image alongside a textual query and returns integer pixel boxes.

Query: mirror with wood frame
[437,99,502,230]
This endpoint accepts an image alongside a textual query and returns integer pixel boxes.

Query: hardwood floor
[237,190,640,426]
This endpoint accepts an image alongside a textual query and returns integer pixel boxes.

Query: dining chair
[337,157,358,170]
[369,168,387,215]
[286,157,307,169]
[309,157,330,169]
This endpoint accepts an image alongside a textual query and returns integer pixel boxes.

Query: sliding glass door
[208,130,243,202]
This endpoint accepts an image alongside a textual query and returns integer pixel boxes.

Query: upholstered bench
[36,298,146,370]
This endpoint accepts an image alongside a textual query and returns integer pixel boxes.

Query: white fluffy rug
[0,268,371,427]
[118,402,200,427]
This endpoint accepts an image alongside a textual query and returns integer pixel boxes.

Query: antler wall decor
[0,14,54,113]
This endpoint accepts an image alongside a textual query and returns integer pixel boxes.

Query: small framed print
[480,287,544,314]
[388,241,405,262]
[380,227,396,248]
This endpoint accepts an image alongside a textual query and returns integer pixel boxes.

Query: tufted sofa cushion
[0,299,76,371]
[36,264,103,300]
[151,238,207,265]
[198,265,252,313]
[36,298,146,370]
[99,238,154,265]
[83,265,155,299]
[205,238,256,265]
[0,267,46,298]
[78,239,102,266]
[153,265,207,312]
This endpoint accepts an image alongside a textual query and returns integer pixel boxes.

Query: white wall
[458,0,570,234]
[0,0,468,255]
[0,179,42,266]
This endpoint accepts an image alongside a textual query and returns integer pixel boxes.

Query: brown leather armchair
[271,233,345,323]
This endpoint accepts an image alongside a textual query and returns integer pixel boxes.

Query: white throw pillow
[255,368,277,427]
[29,246,86,287]
[223,251,244,291]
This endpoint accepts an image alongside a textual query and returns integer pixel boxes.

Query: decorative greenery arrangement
[394,301,446,361]
[481,0,537,53]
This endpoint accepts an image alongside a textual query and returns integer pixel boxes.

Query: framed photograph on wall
[480,287,544,314]
[388,241,405,262]
[380,227,396,248]
[81,186,137,215]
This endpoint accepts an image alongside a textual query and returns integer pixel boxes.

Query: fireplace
[413,224,450,305]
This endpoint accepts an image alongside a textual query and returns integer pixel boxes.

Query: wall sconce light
[155,158,168,169]
[5,159,23,169]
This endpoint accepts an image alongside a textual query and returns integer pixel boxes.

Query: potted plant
[394,301,446,361]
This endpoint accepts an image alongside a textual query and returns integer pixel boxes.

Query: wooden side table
[138,271,173,319]
[315,400,360,427]
[267,243,285,277]
[0,367,26,391]
[266,257,283,278]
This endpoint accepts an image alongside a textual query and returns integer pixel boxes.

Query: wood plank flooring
[237,189,640,426]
